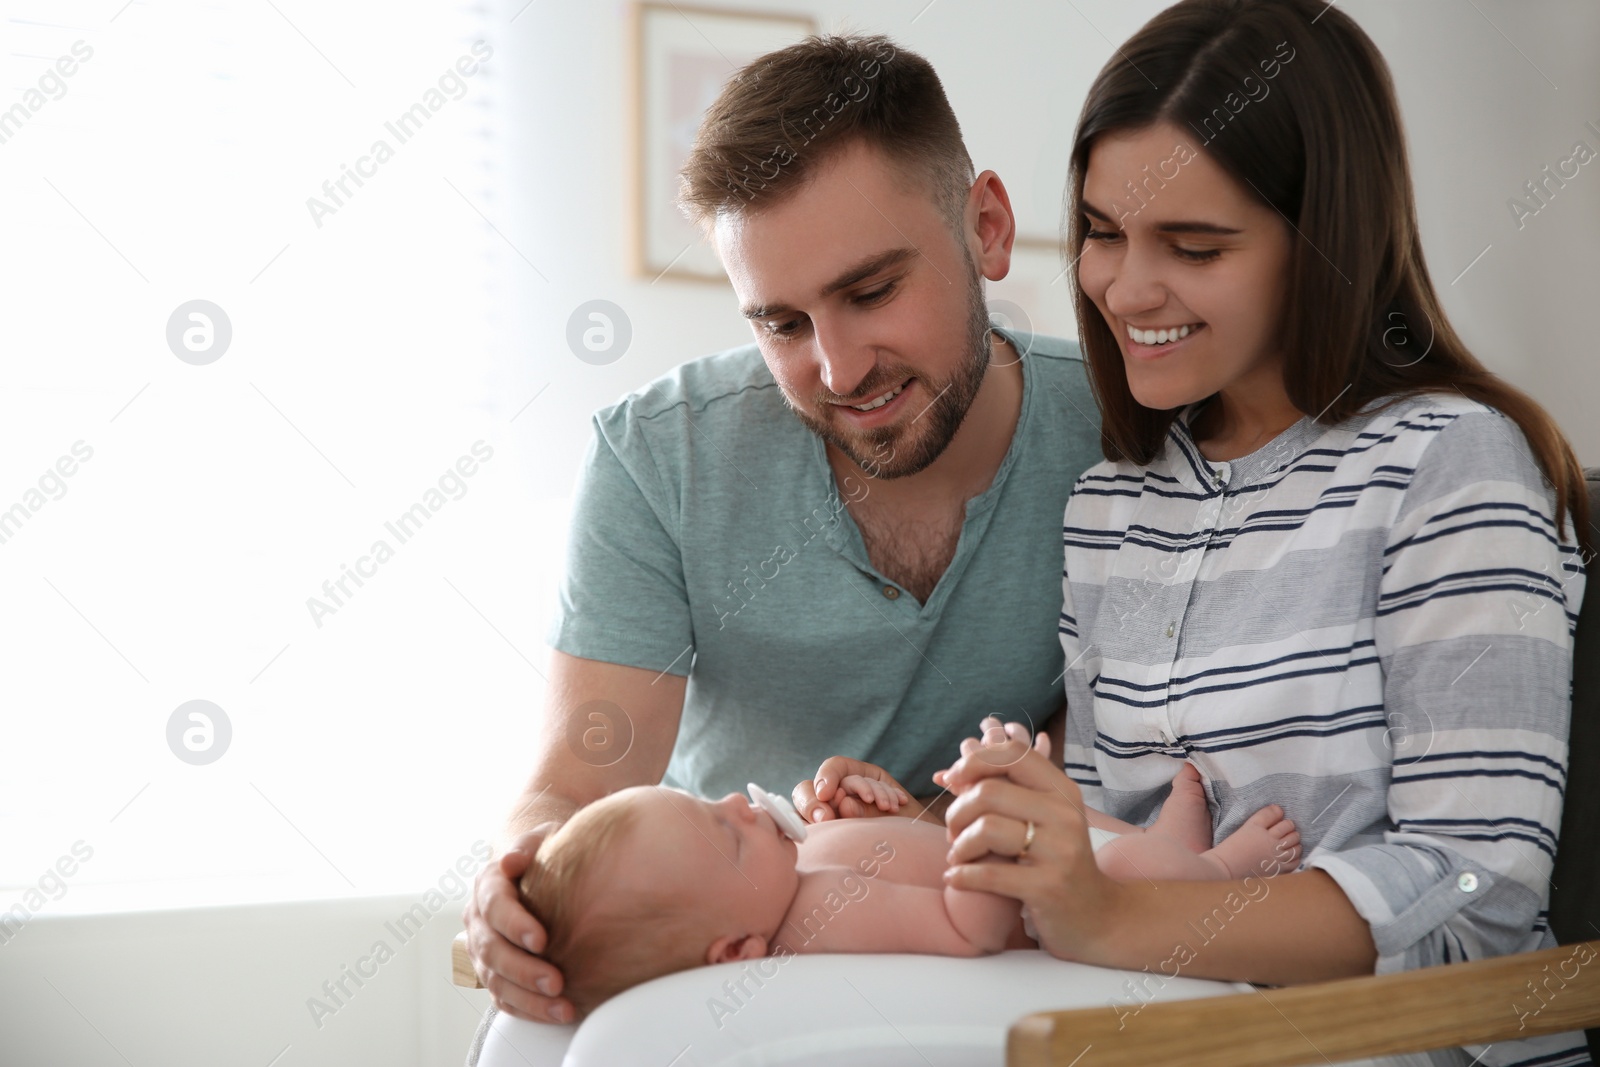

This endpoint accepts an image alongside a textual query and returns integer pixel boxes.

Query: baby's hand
[794,756,919,823]
[933,715,1050,792]
[838,773,906,814]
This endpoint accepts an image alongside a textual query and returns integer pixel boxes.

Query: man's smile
[843,379,910,411]
[830,377,916,425]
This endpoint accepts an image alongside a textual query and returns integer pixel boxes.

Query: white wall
[0,898,485,1066]
[1361,0,1600,463]
[5,3,1595,1067]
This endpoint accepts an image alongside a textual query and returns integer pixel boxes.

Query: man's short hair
[678,34,975,234]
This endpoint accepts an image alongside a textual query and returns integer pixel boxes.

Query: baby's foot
[1147,762,1215,854]
[1200,805,1302,881]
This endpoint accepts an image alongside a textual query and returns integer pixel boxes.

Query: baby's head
[519,785,801,1018]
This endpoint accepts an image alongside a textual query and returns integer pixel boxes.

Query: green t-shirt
[548,327,1104,800]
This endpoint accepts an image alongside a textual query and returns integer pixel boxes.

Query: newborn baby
[519,760,1300,1019]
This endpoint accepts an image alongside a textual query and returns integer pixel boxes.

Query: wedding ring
[1019,819,1036,859]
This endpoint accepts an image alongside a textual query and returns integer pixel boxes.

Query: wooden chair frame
[1008,941,1598,1066]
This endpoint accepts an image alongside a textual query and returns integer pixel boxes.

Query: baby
[519,757,1301,1019]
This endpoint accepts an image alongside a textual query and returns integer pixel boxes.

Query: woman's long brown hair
[1064,0,1592,556]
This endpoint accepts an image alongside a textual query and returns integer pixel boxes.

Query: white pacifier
[747,782,808,842]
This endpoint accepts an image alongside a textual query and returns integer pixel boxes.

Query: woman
[936,2,1591,1066]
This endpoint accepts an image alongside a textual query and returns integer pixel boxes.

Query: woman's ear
[705,933,769,964]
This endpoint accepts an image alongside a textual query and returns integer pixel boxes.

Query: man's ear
[705,933,769,964]
[967,168,1017,284]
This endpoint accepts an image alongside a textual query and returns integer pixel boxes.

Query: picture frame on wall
[631,3,816,282]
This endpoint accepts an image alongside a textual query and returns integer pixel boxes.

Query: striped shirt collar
[1162,396,1333,493]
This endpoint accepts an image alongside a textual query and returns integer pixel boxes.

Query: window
[0,0,557,911]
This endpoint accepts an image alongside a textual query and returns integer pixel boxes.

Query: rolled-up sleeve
[1303,410,1586,975]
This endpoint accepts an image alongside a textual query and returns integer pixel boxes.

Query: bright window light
[0,0,564,911]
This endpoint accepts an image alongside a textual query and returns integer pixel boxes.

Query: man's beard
[784,265,993,481]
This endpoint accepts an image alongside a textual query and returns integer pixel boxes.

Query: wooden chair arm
[1008,941,1599,1067]
[452,929,483,988]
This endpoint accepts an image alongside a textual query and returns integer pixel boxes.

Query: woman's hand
[793,757,923,823]
[939,723,1126,964]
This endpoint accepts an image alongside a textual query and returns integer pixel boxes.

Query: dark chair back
[1549,469,1598,1058]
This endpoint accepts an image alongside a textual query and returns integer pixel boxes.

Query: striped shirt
[1059,392,1590,1067]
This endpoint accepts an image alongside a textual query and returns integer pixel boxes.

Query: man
[463,32,1104,1025]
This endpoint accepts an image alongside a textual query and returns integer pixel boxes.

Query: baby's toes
[1247,804,1284,828]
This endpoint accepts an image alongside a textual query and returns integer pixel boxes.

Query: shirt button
[1457,872,1478,893]
[882,586,900,600]
[1165,622,1175,637]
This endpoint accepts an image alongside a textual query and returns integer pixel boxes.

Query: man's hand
[793,756,925,822]
[466,650,687,1021]
[462,827,574,1023]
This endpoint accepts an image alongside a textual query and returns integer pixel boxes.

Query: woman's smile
[1123,322,1206,361]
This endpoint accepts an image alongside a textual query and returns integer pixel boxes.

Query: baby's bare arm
[777,868,1016,957]
[782,813,1024,955]
[942,857,1024,952]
